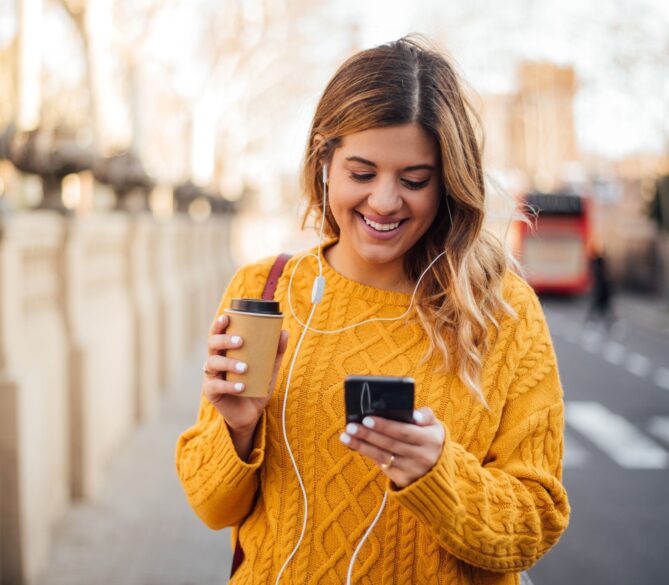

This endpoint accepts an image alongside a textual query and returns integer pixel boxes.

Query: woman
[176,36,570,584]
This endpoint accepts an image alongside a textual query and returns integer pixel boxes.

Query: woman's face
[325,123,441,269]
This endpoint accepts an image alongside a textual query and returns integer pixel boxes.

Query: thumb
[412,407,435,426]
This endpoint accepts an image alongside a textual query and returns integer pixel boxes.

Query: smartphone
[344,375,415,424]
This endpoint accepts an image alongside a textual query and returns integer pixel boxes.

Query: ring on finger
[380,453,395,470]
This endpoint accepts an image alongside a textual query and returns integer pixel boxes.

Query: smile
[356,212,406,232]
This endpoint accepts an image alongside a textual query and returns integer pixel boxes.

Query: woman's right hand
[202,313,289,434]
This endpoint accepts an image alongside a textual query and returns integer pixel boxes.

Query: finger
[344,423,415,457]
[204,354,248,377]
[357,416,426,446]
[208,333,244,354]
[339,431,401,469]
[202,378,246,403]
[209,313,228,336]
[412,407,436,426]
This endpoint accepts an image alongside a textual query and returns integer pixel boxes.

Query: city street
[35,293,669,585]
[528,295,669,585]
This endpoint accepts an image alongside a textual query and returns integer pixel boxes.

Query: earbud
[322,164,328,184]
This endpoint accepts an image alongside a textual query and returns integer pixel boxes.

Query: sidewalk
[36,350,233,585]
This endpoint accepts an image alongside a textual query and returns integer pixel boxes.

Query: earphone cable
[274,301,318,585]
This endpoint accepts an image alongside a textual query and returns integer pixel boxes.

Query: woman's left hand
[339,407,445,489]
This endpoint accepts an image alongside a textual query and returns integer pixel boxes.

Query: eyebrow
[345,156,434,172]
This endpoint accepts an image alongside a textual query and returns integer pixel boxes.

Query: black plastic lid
[230,298,282,315]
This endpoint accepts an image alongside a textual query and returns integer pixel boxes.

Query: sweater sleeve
[388,293,570,572]
[175,259,275,529]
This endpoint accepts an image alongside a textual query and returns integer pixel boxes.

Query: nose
[367,177,403,216]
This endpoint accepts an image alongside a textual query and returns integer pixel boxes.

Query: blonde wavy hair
[300,36,517,406]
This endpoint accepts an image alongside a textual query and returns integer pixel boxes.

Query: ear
[312,133,325,151]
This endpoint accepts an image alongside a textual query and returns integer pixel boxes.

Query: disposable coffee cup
[224,298,284,397]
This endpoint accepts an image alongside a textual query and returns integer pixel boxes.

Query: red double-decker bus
[514,191,591,294]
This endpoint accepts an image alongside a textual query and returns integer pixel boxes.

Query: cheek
[412,191,440,222]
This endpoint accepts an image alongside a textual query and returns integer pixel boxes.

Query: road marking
[580,327,602,353]
[564,321,580,344]
[625,353,652,377]
[654,367,669,391]
[648,417,669,445]
[563,430,590,469]
[603,341,626,365]
[565,402,668,469]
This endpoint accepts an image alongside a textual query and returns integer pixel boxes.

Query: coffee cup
[224,298,284,397]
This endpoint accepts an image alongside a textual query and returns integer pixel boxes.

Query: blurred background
[1,1,668,584]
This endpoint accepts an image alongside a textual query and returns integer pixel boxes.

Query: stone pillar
[0,212,69,585]
[155,218,188,393]
[62,214,135,499]
[127,213,161,421]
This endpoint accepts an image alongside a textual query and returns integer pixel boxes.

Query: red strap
[261,253,292,300]
[230,252,291,580]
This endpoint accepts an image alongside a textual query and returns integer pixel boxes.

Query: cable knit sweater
[176,241,570,584]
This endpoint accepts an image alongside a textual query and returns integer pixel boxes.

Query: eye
[401,178,430,191]
[350,172,375,182]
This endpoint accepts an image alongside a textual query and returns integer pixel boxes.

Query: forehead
[336,123,438,166]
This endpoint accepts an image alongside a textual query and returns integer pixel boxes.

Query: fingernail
[346,423,358,435]
[339,432,351,445]
[235,362,247,373]
[413,410,424,423]
[231,335,242,345]
[362,417,375,429]
[233,382,245,392]
[217,315,225,324]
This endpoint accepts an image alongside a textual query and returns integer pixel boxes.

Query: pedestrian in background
[585,250,617,331]
[176,36,570,584]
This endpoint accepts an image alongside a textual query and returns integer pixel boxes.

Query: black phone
[344,375,415,424]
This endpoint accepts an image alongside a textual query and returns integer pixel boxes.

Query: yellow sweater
[176,243,570,584]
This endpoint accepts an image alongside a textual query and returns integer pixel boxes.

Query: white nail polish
[217,315,225,323]
[235,362,247,373]
[346,423,358,435]
[413,410,424,423]
[231,335,242,345]
[340,433,351,445]
[362,417,374,429]
[234,382,244,392]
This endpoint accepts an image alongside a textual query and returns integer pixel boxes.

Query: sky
[348,0,669,159]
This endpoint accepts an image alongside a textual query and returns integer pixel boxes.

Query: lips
[356,211,406,231]
[355,211,408,239]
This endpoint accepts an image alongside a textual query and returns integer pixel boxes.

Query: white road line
[654,367,669,391]
[563,430,591,469]
[648,417,669,445]
[564,321,580,344]
[603,341,626,365]
[565,402,668,469]
[625,352,652,377]
[580,328,602,354]
[520,573,536,585]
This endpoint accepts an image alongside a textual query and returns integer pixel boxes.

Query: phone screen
[344,375,415,424]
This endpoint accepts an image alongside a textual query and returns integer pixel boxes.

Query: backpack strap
[261,253,292,300]
[230,252,292,580]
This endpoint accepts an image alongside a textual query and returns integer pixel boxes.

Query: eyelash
[349,173,430,191]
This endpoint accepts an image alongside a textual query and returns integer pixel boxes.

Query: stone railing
[0,208,235,585]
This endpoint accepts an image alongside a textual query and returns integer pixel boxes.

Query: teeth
[362,216,401,231]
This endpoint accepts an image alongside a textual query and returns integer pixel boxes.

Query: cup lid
[230,298,282,315]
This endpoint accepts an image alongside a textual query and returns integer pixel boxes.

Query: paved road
[36,294,669,585]
[528,295,669,585]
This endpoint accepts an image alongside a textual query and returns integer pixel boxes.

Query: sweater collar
[305,238,413,307]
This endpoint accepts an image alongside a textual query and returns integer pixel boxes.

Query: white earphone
[274,160,447,585]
